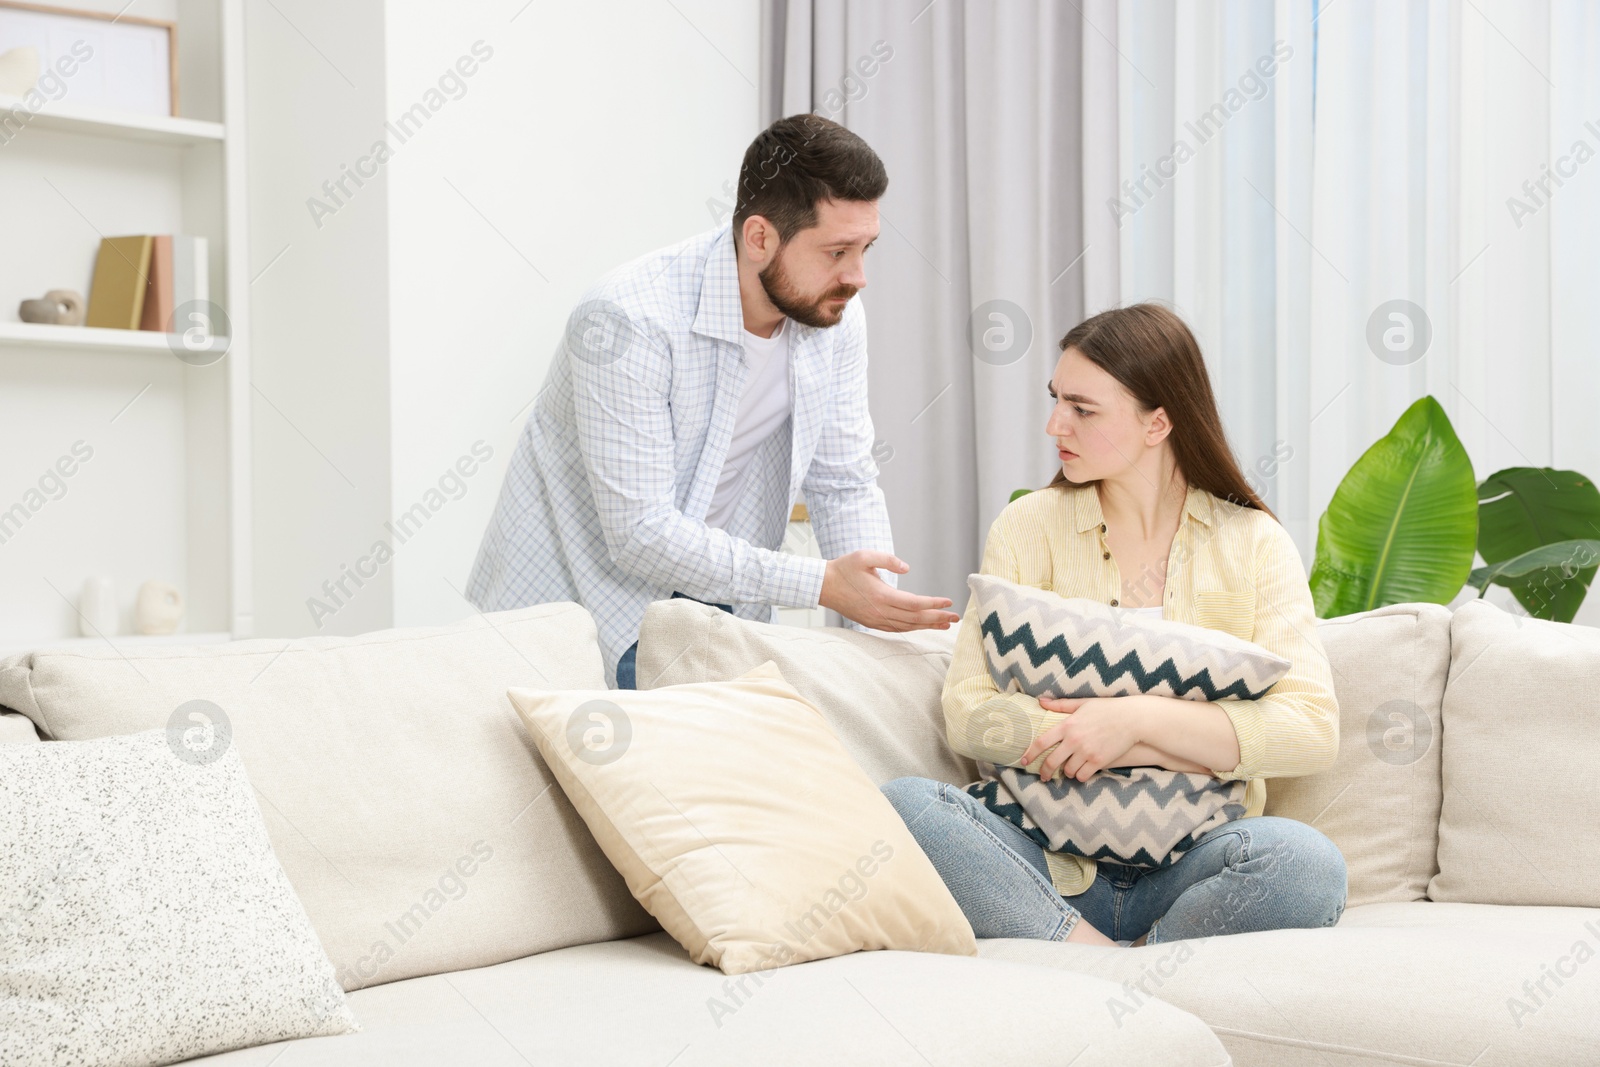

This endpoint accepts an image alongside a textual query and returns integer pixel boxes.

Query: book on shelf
[85,235,153,330]
[84,234,211,334]
[138,235,173,332]
[169,236,209,330]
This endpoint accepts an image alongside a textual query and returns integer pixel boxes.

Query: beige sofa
[0,596,1594,1065]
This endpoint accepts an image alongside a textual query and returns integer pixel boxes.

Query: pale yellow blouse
[941,483,1340,896]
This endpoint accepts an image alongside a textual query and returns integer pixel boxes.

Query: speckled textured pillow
[0,728,359,1066]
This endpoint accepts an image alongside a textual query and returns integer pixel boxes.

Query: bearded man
[467,114,957,688]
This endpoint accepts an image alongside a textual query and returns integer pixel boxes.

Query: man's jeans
[615,591,734,690]
[880,775,1347,943]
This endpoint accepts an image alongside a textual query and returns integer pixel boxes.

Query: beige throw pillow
[508,661,977,975]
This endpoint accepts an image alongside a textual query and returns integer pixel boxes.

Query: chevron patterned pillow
[962,573,1292,869]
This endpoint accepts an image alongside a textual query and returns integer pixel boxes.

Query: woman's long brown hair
[1044,303,1276,521]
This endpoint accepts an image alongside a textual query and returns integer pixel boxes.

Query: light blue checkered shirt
[466,222,896,686]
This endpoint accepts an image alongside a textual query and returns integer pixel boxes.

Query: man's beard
[759,247,858,329]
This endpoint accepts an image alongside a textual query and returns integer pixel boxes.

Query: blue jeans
[615,591,734,690]
[880,776,1347,944]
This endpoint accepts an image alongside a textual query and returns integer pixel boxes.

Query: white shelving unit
[0,91,224,146]
[0,0,251,650]
[0,320,230,355]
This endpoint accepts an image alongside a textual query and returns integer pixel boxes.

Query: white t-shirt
[703,318,792,530]
[1128,605,1164,620]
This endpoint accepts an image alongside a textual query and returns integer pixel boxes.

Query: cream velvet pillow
[507,661,976,975]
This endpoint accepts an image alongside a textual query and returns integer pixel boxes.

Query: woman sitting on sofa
[882,303,1348,947]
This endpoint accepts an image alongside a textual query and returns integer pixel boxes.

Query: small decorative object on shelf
[135,579,184,635]
[78,575,117,637]
[18,289,85,326]
[0,43,38,95]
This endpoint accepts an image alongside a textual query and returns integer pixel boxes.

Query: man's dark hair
[731,114,888,244]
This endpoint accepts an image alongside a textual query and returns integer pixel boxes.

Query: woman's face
[1045,346,1164,481]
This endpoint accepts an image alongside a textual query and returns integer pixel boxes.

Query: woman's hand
[1020,696,1146,783]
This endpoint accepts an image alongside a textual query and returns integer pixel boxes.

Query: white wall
[245,0,759,637]
[245,0,394,638]
[381,0,760,628]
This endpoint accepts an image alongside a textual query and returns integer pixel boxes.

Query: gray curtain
[764,0,1097,607]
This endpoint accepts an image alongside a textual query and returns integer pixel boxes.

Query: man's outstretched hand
[819,551,961,632]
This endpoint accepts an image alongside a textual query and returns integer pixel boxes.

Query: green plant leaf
[1310,395,1478,617]
[1467,538,1600,598]
[1477,467,1600,622]
[1010,488,1034,502]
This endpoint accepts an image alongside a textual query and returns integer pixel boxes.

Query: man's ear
[739,215,781,266]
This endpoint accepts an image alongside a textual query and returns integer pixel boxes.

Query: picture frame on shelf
[0,0,177,117]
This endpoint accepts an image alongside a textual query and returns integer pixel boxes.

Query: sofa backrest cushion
[1430,599,1600,907]
[0,709,39,743]
[636,599,975,788]
[0,603,658,991]
[1263,603,1451,909]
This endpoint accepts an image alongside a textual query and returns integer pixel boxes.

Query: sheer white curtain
[770,0,1600,623]
[1101,0,1600,623]
[1107,0,1297,533]
[1309,0,1599,625]
[766,0,1091,606]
